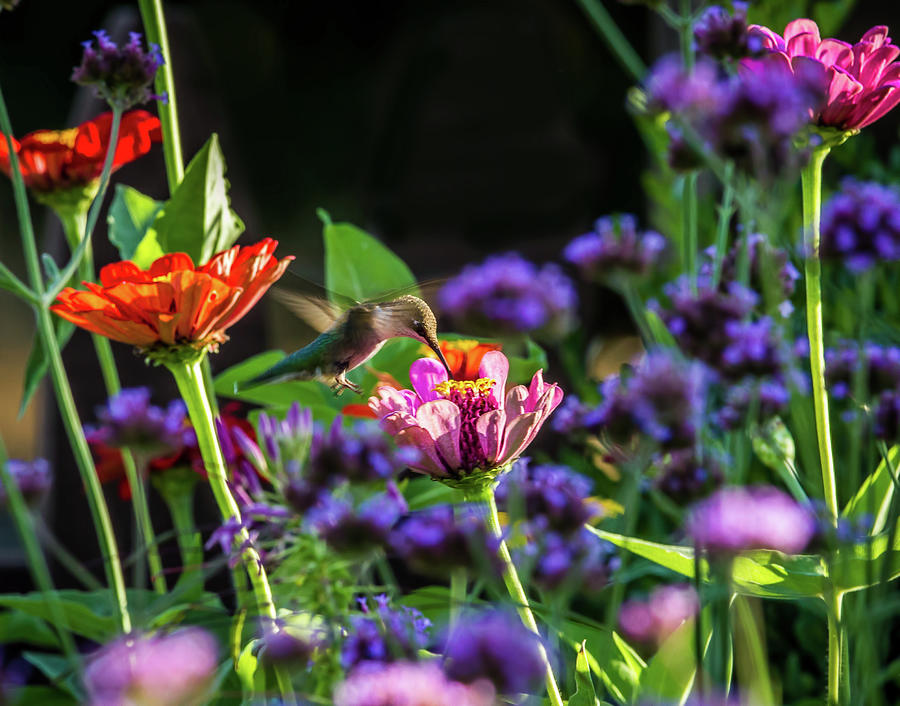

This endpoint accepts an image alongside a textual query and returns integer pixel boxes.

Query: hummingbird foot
[331,373,362,396]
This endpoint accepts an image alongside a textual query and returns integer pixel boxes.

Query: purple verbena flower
[824,341,900,400]
[309,484,407,554]
[820,179,900,271]
[441,610,546,696]
[89,387,187,456]
[341,597,431,671]
[438,253,577,338]
[72,30,164,110]
[875,390,900,442]
[694,3,760,60]
[654,448,723,503]
[389,504,500,577]
[619,583,699,646]
[0,458,51,508]
[84,629,218,706]
[334,661,495,706]
[259,623,320,667]
[524,528,617,593]
[687,486,816,555]
[563,214,667,280]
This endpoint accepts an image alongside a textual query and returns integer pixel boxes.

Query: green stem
[0,442,82,674]
[711,162,735,290]
[167,354,277,620]
[138,0,184,194]
[616,278,654,346]
[0,82,132,633]
[801,147,838,525]
[57,209,167,596]
[35,518,104,591]
[572,0,646,81]
[682,173,699,294]
[679,0,695,70]
[450,567,467,626]
[604,469,641,625]
[464,484,565,706]
[827,590,845,706]
[155,468,204,598]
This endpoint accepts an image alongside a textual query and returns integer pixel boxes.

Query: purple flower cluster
[442,611,546,696]
[618,583,699,646]
[596,351,708,450]
[334,661,495,706]
[563,214,667,280]
[89,387,189,455]
[0,458,51,508]
[497,462,615,592]
[875,390,900,442]
[686,486,816,555]
[389,504,500,578]
[438,253,577,337]
[84,628,218,706]
[647,54,822,177]
[698,233,800,313]
[549,395,603,435]
[654,448,723,503]
[259,624,320,667]
[341,596,431,671]
[693,3,760,60]
[824,341,900,400]
[72,30,164,110]
[820,179,900,271]
[309,484,408,555]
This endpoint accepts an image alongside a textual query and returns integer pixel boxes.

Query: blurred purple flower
[72,30,164,110]
[309,484,407,554]
[820,179,900,271]
[694,3,759,60]
[259,624,320,667]
[84,628,218,706]
[596,351,709,450]
[442,610,545,696]
[341,597,431,671]
[0,458,51,508]
[619,583,699,646]
[687,486,816,554]
[255,402,314,471]
[563,214,667,280]
[390,504,500,578]
[654,448,723,503]
[875,390,900,442]
[495,462,600,535]
[90,387,188,455]
[524,528,617,593]
[824,341,900,400]
[334,661,495,706]
[550,395,603,435]
[438,253,577,337]
[647,55,725,117]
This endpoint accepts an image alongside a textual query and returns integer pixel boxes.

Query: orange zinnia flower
[51,239,294,351]
[431,339,503,381]
[0,110,161,193]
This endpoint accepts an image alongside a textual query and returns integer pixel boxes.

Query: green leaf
[507,338,549,385]
[569,641,600,706]
[641,613,709,704]
[320,209,417,303]
[19,318,74,417]
[40,254,60,282]
[236,639,266,698]
[589,528,826,599]
[560,620,644,704]
[107,184,165,267]
[0,592,114,642]
[844,445,900,534]
[214,350,338,410]
[22,652,81,699]
[153,134,244,264]
[10,685,77,706]
[403,476,459,511]
[830,532,900,593]
[0,611,60,648]
[645,310,676,348]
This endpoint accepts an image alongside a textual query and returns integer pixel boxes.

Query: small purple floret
[72,30,164,110]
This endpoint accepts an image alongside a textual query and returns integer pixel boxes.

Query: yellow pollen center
[31,128,79,148]
[433,377,495,397]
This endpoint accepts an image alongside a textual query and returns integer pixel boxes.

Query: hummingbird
[237,291,451,395]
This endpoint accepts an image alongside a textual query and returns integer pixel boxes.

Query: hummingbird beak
[426,337,453,378]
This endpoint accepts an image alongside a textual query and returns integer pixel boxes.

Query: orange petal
[149,253,194,278]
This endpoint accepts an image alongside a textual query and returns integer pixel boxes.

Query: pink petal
[478,351,509,408]
[858,45,900,88]
[395,426,449,477]
[535,384,565,419]
[816,38,852,67]
[496,412,542,466]
[526,369,545,410]
[476,409,506,467]
[409,357,448,403]
[415,399,462,470]
[369,386,417,418]
[787,31,821,59]
[855,83,900,128]
[748,25,785,52]
[505,386,528,419]
[379,411,417,436]
[860,26,890,48]
[783,19,821,49]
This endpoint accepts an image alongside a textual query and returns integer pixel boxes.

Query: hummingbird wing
[270,288,344,333]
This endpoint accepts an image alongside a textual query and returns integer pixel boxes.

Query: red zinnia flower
[0,110,162,193]
[745,20,900,130]
[431,339,503,381]
[51,239,294,351]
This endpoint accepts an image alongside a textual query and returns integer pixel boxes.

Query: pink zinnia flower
[745,19,900,130]
[368,351,563,479]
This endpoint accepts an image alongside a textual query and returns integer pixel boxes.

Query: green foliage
[844,445,900,534]
[641,613,708,704]
[746,0,857,37]
[236,639,266,699]
[569,641,601,706]
[106,184,165,268]
[9,686,77,706]
[561,620,645,704]
[19,317,74,417]
[0,610,61,648]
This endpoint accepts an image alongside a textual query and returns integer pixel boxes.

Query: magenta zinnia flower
[745,19,900,130]
[368,351,563,479]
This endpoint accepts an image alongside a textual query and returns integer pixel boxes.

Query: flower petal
[410,357,448,403]
[504,385,528,419]
[476,409,506,466]
[496,412,542,466]
[415,399,462,470]
[395,426,449,477]
[478,351,509,407]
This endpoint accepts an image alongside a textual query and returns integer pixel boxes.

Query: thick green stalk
[827,590,845,706]
[0,83,132,633]
[154,468,204,598]
[801,147,838,524]
[167,355,277,619]
[0,442,81,674]
[138,0,184,194]
[57,210,167,595]
[449,567,467,626]
[464,485,565,706]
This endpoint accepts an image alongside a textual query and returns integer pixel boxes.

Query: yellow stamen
[433,377,495,397]
[31,128,79,148]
